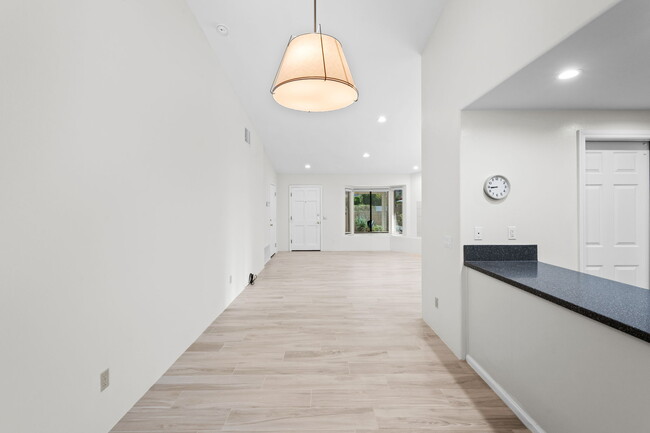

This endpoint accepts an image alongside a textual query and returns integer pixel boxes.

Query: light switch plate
[508,226,517,240]
[474,227,483,241]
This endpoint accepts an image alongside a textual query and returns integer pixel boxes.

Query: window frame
[391,187,405,236]
[353,189,390,234]
[345,189,353,234]
[345,186,405,235]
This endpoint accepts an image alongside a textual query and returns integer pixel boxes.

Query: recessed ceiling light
[557,69,581,80]
[377,115,387,123]
[413,165,419,170]
[362,153,370,158]
[216,24,229,36]
[305,163,311,169]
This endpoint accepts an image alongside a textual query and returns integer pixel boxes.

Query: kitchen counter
[464,245,650,343]
[463,245,650,433]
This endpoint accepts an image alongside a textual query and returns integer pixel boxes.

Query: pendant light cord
[313,0,317,33]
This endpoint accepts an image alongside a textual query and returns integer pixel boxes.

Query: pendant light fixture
[271,0,358,112]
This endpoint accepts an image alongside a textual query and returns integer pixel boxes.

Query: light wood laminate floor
[111,251,528,432]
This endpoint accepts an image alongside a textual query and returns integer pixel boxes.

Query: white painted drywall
[461,110,650,271]
[390,172,422,254]
[389,236,422,254]
[0,2,275,433]
[277,174,415,251]
[421,0,620,357]
[467,269,650,433]
[410,172,422,238]
[264,155,278,258]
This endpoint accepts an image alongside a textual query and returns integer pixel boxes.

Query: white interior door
[290,186,321,251]
[269,184,277,256]
[584,141,649,289]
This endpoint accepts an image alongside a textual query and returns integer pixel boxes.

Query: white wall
[461,110,650,270]
[467,269,650,433]
[264,154,279,259]
[390,172,422,254]
[0,2,275,433]
[389,235,422,254]
[410,172,422,237]
[421,0,619,357]
[277,174,415,251]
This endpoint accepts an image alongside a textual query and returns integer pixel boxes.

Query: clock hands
[484,175,510,200]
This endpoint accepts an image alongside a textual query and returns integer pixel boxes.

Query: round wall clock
[484,175,510,200]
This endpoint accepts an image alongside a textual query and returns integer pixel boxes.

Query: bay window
[392,188,404,235]
[345,187,404,235]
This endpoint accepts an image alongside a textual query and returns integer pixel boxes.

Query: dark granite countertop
[465,259,650,343]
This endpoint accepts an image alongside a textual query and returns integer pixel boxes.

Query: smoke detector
[216,24,229,36]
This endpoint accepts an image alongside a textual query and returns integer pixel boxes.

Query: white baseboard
[466,355,546,433]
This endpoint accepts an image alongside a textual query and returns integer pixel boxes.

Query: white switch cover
[443,236,452,249]
[508,226,517,240]
[474,227,483,241]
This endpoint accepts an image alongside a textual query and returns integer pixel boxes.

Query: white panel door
[290,186,321,251]
[269,184,277,256]
[584,141,649,289]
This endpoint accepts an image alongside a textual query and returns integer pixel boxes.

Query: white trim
[577,130,650,272]
[345,185,391,191]
[460,266,468,360]
[466,355,547,433]
[288,184,323,252]
[390,185,407,236]
[344,188,353,235]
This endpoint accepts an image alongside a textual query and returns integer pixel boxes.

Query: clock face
[484,175,510,200]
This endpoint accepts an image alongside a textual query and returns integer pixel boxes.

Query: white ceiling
[186,0,446,174]
[467,0,650,110]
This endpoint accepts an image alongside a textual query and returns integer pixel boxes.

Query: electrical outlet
[100,369,109,392]
[435,297,439,308]
[508,226,517,240]
[474,227,483,241]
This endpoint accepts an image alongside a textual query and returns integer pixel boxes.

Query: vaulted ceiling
[187,0,447,174]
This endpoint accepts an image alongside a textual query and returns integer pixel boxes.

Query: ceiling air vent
[244,127,251,144]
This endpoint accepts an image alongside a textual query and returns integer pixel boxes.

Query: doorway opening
[289,185,322,251]
[579,131,650,289]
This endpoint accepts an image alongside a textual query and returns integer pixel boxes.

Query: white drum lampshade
[271,32,358,112]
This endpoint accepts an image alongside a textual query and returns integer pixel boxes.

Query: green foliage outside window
[353,191,388,233]
[394,189,403,234]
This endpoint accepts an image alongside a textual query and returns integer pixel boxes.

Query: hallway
[111,252,527,432]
